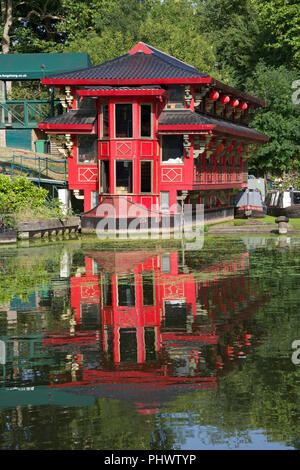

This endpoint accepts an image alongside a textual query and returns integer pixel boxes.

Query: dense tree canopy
[0,0,299,175]
[246,62,300,173]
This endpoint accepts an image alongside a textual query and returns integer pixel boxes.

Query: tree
[193,0,280,88]
[62,0,219,77]
[249,0,300,68]
[0,0,13,54]
[245,62,300,175]
[138,0,218,77]
[12,0,66,52]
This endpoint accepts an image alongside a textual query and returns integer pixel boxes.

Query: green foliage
[62,30,135,65]
[62,0,219,76]
[137,0,218,77]
[0,246,63,305]
[0,255,52,304]
[249,0,300,68]
[1,0,299,175]
[194,0,263,87]
[8,0,66,53]
[0,175,48,213]
[245,62,300,173]
[8,81,51,101]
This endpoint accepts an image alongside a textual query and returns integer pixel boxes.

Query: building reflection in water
[35,247,268,414]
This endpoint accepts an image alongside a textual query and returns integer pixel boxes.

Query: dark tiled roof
[158,110,268,141]
[45,50,209,81]
[159,110,209,126]
[43,110,97,125]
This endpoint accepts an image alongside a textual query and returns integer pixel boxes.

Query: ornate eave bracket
[65,133,74,153]
[193,144,206,159]
[193,134,211,159]
[184,86,193,108]
[194,86,210,109]
[183,134,191,156]
[59,86,74,109]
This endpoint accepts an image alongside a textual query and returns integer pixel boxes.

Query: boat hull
[267,205,300,218]
[235,205,266,219]
[234,189,266,219]
[266,190,300,218]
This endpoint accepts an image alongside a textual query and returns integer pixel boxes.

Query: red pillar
[137,327,145,363]
[84,189,92,212]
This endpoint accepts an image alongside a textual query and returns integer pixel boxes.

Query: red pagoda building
[38,42,268,227]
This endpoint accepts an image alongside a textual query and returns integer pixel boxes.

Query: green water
[0,235,300,450]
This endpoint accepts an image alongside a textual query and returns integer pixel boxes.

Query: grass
[234,215,300,229]
[207,215,300,231]
[14,204,69,223]
[289,219,300,229]
[233,215,275,225]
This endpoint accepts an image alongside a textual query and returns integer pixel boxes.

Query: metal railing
[0,100,62,128]
[0,154,67,183]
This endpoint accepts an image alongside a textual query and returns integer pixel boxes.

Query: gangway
[0,153,67,183]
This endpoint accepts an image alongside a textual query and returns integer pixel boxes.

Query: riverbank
[207,215,300,235]
[0,216,80,244]
[2,214,300,246]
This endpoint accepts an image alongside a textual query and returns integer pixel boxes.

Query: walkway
[208,221,300,235]
[0,146,67,183]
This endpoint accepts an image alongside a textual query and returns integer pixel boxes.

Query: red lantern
[217,143,224,154]
[208,90,219,100]
[230,98,239,108]
[220,95,230,104]
[239,102,248,110]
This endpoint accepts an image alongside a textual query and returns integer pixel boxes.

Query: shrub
[0,175,48,213]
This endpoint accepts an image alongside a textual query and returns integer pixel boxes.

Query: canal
[0,235,300,450]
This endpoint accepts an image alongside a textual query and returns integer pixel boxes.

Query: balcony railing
[0,100,62,129]
[194,164,244,185]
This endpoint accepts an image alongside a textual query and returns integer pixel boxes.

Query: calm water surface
[0,235,300,450]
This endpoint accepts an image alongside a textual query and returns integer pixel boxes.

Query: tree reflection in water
[0,237,299,449]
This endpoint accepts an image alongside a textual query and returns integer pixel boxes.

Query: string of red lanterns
[207,90,248,111]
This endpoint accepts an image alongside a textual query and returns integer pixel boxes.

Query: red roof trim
[41,77,212,86]
[38,123,93,131]
[77,89,166,97]
[158,124,214,132]
[128,42,153,55]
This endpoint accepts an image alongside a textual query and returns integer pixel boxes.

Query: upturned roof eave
[158,123,269,143]
[211,79,266,107]
[212,125,269,143]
